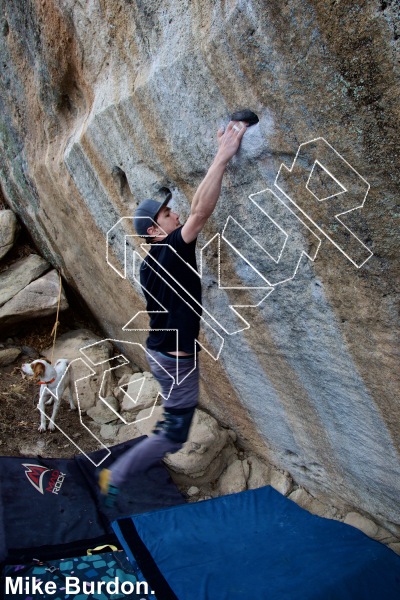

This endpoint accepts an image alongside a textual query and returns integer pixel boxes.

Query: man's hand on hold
[216,121,247,165]
[181,121,247,244]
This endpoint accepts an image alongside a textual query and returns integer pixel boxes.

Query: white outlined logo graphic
[275,137,373,268]
[222,188,321,287]
[36,358,111,466]
[35,344,175,467]
[50,137,373,461]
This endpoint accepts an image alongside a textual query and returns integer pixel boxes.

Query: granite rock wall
[0,0,399,531]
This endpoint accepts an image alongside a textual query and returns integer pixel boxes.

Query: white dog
[21,358,76,432]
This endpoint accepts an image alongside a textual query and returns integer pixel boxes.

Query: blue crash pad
[113,485,400,600]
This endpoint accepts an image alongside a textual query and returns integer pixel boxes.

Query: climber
[99,120,247,505]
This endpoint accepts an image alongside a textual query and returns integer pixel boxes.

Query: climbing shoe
[98,468,119,508]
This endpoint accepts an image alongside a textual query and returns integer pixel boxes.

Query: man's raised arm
[181,121,246,244]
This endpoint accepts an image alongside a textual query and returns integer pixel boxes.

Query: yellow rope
[50,271,63,365]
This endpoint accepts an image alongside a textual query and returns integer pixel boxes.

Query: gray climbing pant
[110,349,199,487]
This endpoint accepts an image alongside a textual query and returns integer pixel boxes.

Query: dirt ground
[0,227,106,459]
[0,319,106,459]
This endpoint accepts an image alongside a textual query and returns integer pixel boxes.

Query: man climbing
[99,120,246,505]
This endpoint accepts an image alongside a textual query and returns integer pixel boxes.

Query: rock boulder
[43,329,115,411]
[0,270,68,329]
[0,210,18,260]
[0,0,399,530]
[0,254,49,307]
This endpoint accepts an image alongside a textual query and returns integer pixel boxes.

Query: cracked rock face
[0,254,49,307]
[0,210,18,260]
[0,0,399,530]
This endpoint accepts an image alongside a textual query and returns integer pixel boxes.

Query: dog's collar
[37,377,56,385]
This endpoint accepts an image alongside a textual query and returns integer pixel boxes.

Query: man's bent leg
[147,350,199,410]
[109,432,182,487]
[106,351,199,489]
[153,405,196,443]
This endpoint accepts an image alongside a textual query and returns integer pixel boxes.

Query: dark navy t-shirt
[140,227,202,354]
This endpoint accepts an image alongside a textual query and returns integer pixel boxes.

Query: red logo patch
[22,464,66,495]
[22,464,50,494]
